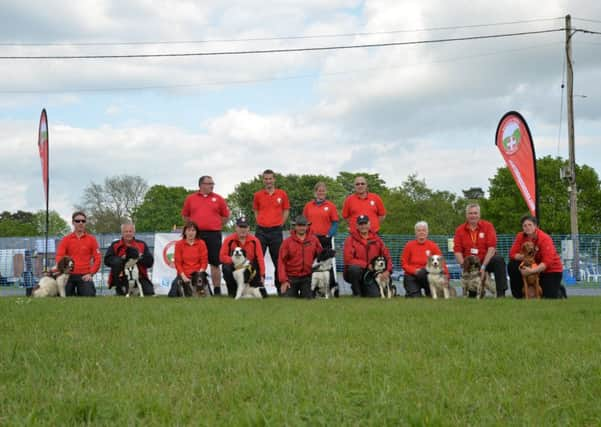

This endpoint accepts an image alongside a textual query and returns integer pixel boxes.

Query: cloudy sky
[1,0,600,222]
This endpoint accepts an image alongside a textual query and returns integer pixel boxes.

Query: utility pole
[565,14,580,280]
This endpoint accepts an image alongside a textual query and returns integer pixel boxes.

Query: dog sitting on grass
[461,255,496,299]
[32,256,73,298]
[425,254,455,299]
[311,248,337,299]
[519,241,543,299]
[176,271,211,297]
[231,247,263,299]
[122,246,144,298]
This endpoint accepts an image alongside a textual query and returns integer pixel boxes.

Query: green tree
[77,175,149,233]
[134,185,193,232]
[484,156,601,234]
[33,210,70,236]
[381,175,464,234]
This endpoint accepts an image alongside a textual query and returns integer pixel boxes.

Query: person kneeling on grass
[168,221,208,297]
[278,215,322,299]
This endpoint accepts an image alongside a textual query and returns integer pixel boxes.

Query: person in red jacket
[55,211,101,296]
[168,221,208,297]
[220,217,266,298]
[343,215,392,297]
[401,221,449,297]
[104,222,154,296]
[278,215,322,298]
[453,203,507,297]
[508,215,565,299]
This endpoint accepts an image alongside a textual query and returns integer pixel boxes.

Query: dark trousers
[222,262,262,298]
[283,276,313,299]
[315,235,337,289]
[403,268,432,298]
[485,254,508,297]
[508,260,565,299]
[256,226,283,295]
[343,265,381,297]
[65,274,96,297]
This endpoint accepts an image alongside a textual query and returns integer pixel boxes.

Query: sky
[1,0,600,222]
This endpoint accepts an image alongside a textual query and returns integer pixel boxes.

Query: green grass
[1,297,600,426]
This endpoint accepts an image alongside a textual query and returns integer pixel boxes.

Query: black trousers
[343,265,381,297]
[484,254,508,297]
[256,226,283,294]
[507,260,565,299]
[222,262,262,298]
[403,268,431,298]
[65,274,96,297]
[283,276,313,299]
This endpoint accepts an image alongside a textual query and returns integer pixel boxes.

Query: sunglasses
[355,182,366,186]
[73,219,86,223]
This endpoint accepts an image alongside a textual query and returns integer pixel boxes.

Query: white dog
[425,255,455,299]
[231,247,263,299]
[32,256,73,298]
[123,246,144,298]
[311,248,337,298]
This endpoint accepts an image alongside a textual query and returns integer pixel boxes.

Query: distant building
[462,187,485,200]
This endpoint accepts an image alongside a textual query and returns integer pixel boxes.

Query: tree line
[2,156,601,237]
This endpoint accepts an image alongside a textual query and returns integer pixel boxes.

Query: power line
[0,28,565,60]
[0,17,564,47]
[0,41,561,94]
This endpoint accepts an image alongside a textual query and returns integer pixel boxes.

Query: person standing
[342,176,386,234]
[55,211,101,296]
[401,221,448,298]
[508,215,565,299]
[453,203,507,297]
[219,217,266,298]
[278,215,323,299]
[182,175,230,295]
[253,169,290,295]
[343,215,392,297]
[104,222,155,296]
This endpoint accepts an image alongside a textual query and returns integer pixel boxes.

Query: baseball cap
[293,215,310,226]
[356,215,370,225]
[236,217,249,227]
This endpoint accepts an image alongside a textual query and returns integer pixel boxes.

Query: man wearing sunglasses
[342,176,386,234]
[55,211,101,296]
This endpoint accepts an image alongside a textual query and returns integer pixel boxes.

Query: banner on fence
[152,232,276,295]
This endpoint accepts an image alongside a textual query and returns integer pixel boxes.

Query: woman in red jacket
[508,215,565,299]
[401,221,448,297]
[168,221,208,297]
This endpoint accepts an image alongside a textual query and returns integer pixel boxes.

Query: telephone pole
[565,14,580,280]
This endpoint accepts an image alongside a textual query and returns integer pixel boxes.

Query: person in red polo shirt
[453,203,507,297]
[508,215,566,299]
[182,175,230,295]
[168,221,209,297]
[401,221,449,298]
[55,211,101,296]
[220,217,266,298]
[253,169,290,295]
[342,175,386,234]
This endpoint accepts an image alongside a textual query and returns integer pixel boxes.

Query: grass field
[1,296,600,426]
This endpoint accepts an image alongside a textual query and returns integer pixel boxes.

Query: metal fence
[1,232,600,288]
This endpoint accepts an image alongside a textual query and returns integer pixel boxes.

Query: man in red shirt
[182,175,230,295]
[55,211,101,296]
[342,176,386,234]
[453,203,507,297]
[253,169,290,295]
[220,217,266,298]
[278,215,322,298]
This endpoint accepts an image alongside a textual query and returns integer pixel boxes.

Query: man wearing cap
[342,176,386,234]
[253,169,290,295]
[278,215,323,298]
[182,175,230,295]
[219,217,266,298]
[343,214,392,296]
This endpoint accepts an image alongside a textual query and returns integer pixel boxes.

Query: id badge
[470,248,479,255]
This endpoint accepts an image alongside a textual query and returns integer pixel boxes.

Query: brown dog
[519,241,543,299]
